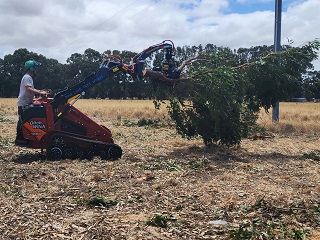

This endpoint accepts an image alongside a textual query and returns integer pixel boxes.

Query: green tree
[65,49,102,98]
[300,70,320,100]
[164,40,320,146]
[39,58,67,93]
[0,49,46,97]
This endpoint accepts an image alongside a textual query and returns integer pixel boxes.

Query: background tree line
[1,40,319,145]
[0,43,319,100]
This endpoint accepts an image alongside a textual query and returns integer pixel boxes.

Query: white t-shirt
[17,73,34,107]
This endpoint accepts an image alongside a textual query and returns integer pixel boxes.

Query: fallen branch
[142,52,278,82]
[232,52,276,70]
[177,54,200,72]
[142,69,189,84]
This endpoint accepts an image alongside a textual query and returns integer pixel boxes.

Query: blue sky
[226,0,307,14]
[178,0,304,14]
[227,0,275,13]
[0,0,318,68]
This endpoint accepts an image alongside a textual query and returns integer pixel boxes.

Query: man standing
[15,60,48,146]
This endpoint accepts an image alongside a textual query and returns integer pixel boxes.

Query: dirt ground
[0,118,319,239]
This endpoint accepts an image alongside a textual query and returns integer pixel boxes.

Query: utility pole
[272,0,282,122]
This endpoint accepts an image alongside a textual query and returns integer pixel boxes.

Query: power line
[69,1,160,54]
[63,0,159,58]
[59,0,139,53]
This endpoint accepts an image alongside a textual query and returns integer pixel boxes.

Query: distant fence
[291,98,320,102]
[291,98,307,102]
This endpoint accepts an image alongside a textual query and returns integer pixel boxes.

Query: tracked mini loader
[18,40,178,160]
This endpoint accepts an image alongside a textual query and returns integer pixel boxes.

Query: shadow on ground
[12,152,47,164]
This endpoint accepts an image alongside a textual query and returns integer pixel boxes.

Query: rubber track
[48,133,122,159]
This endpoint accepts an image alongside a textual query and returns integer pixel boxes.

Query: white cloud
[0,0,319,69]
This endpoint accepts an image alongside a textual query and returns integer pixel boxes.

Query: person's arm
[25,86,48,97]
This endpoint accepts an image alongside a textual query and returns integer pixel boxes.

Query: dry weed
[0,99,319,239]
[259,102,320,134]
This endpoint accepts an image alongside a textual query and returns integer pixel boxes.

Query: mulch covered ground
[0,121,319,239]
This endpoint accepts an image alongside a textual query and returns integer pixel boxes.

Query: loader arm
[51,59,125,109]
[51,40,175,109]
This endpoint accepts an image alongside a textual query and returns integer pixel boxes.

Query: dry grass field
[0,98,319,239]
